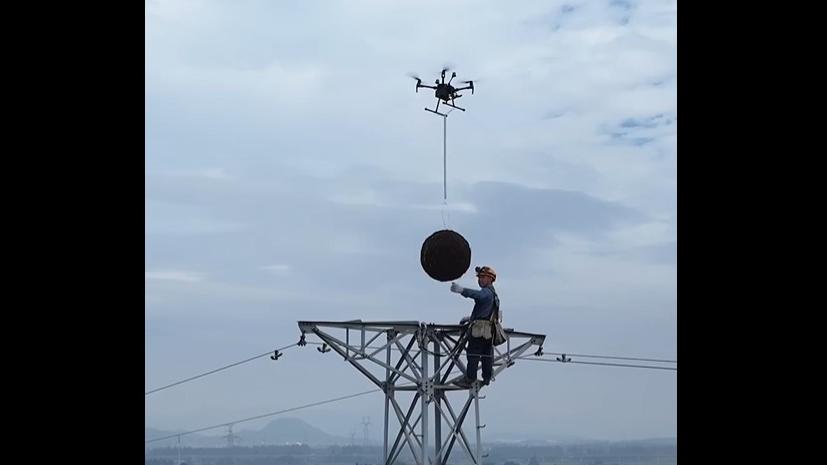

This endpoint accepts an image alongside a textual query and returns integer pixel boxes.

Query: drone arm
[454,84,474,95]
[418,84,437,89]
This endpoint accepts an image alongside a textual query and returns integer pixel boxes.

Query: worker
[450,265,499,388]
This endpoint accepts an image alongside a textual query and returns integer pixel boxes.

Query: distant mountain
[484,433,677,447]
[147,418,349,448]
[145,428,223,448]
[622,437,677,446]
[485,431,587,445]
[147,419,674,449]
[239,418,348,446]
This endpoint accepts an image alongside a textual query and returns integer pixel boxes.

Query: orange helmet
[475,265,497,281]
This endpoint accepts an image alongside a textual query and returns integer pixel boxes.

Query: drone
[409,67,475,116]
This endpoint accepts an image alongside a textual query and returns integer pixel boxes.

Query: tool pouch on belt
[470,320,493,339]
[491,317,506,346]
[490,289,506,346]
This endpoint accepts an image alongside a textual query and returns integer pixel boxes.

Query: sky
[145,0,677,442]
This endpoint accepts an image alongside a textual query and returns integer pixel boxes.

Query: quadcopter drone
[409,67,475,116]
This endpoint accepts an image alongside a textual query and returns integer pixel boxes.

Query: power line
[145,343,298,395]
[515,357,677,371]
[542,352,676,364]
[308,341,674,365]
[145,388,382,444]
[145,339,674,446]
[146,338,673,397]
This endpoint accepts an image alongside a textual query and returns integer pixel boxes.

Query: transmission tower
[297,320,545,465]
[362,416,371,446]
[224,423,240,448]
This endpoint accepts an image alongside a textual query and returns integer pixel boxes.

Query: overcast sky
[145,0,676,442]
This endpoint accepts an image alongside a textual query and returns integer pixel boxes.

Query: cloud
[145,270,205,282]
[601,112,675,147]
[145,0,676,440]
[156,167,235,180]
[145,200,247,235]
[260,264,290,273]
[145,166,659,319]
[462,181,646,243]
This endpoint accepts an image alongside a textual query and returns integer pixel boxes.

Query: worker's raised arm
[450,283,491,301]
[460,287,489,301]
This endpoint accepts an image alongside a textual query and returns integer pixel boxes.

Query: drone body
[410,67,475,116]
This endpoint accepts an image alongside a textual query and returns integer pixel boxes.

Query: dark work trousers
[466,335,494,382]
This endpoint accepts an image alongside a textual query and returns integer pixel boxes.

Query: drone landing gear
[426,98,448,116]
[425,98,464,116]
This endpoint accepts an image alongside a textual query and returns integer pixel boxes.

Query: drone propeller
[460,80,475,94]
[440,63,456,80]
[406,73,423,92]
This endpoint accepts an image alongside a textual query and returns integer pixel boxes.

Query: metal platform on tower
[297,320,546,465]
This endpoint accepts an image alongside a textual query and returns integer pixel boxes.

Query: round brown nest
[420,229,472,282]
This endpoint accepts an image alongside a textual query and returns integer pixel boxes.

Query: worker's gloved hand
[450,282,464,294]
[459,316,471,325]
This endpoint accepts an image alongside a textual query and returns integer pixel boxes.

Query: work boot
[453,376,473,388]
